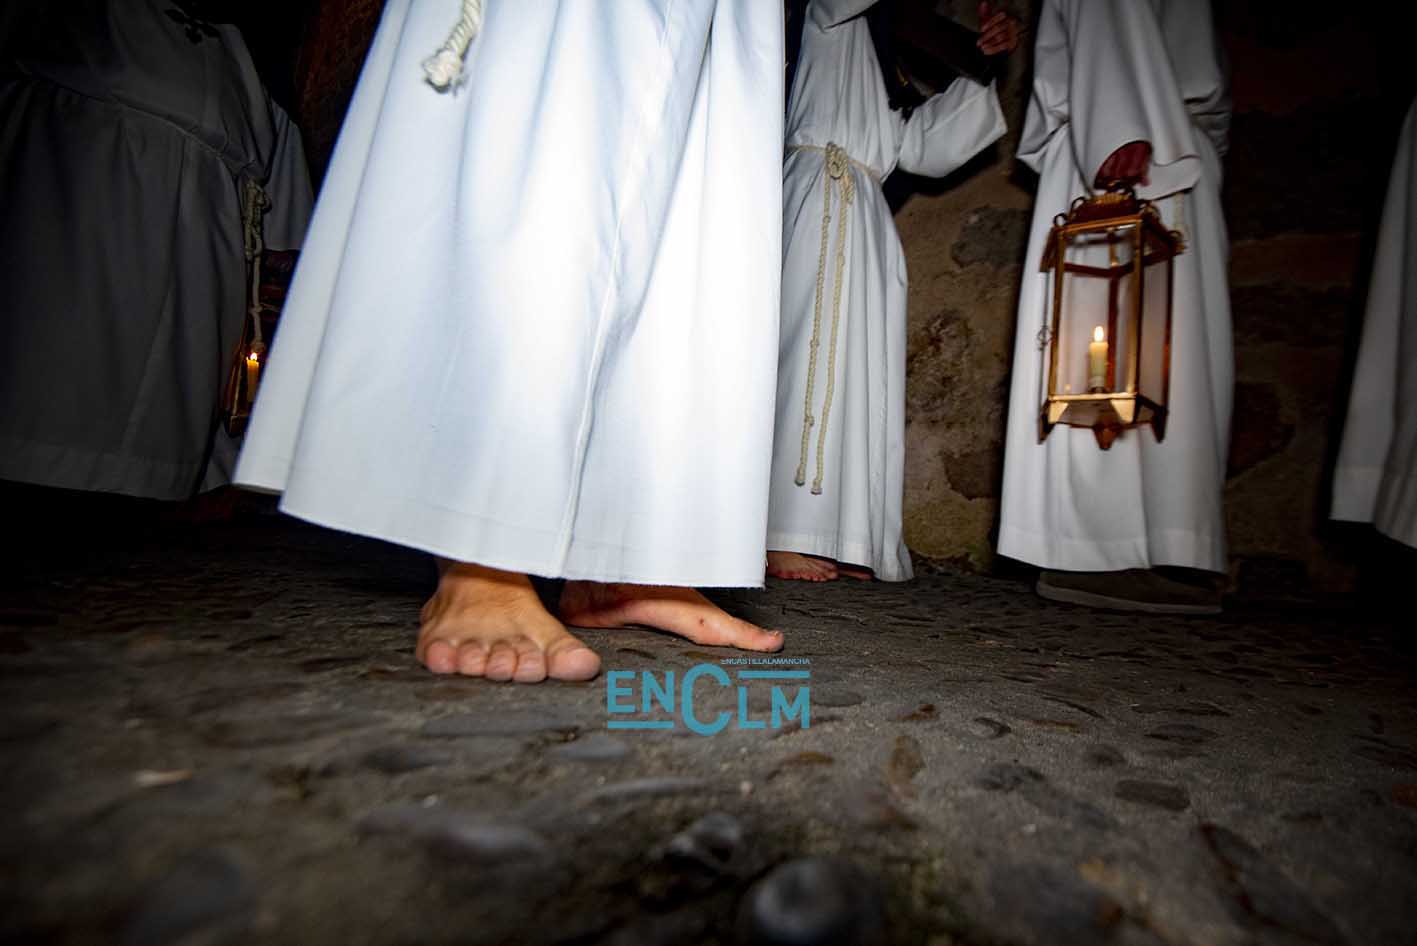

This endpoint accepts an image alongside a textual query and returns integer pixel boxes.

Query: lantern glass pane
[1116,263,1141,392]
[1054,223,1138,396]
[1138,256,1172,408]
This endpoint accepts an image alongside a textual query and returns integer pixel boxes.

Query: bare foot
[559,582,784,652]
[836,563,874,581]
[417,561,601,682]
[766,551,839,582]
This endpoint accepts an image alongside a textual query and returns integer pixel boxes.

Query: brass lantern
[1038,187,1184,449]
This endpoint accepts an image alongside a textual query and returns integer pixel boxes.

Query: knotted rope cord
[812,153,853,494]
[241,177,270,352]
[793,153,834,487]
[423,0,485,92]
[790,143,874,494]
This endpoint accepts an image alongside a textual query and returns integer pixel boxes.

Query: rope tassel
[423,0,485,92]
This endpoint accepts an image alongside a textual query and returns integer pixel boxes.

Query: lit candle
[1088,325,1107,392]
[245,350,261,403]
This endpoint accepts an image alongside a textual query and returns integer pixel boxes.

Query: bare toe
[456,639,489,676]
[423,639,459,674]
[484,641,518,681]
[511,638,548,683]
[546,640,601,681]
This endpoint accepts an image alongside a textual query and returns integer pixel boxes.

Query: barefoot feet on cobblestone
[559,582,785,652]
[417,561,601,682]
[766,551,839,582]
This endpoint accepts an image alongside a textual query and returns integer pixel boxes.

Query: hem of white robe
[996,523,1225,574]
[0,436,218,501]
[1332,464,1417,548]
[235,454,766,589]
[1375,518,1417,550]
[1330,464,1381,522]
[766,529,914,582]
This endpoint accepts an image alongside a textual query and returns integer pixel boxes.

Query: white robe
[767,0,1005,581]
[0,0,312,500]
[1331,97,1417,548]
[997,0,1233,573]
[235,0,784,587]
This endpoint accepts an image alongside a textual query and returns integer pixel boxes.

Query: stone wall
[290,0,389,179]
[889,0,1034,575]
[287,1,1403,593]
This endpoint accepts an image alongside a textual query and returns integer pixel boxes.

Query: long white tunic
[997,0,1232,573]
[0,0,312,500]
[235,0,784,587]
[1331,98,1417,548]
[767,0,1005,581]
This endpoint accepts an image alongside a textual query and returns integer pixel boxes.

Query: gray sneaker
[1036,569,1222,615]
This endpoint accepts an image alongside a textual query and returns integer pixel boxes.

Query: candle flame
[246,352,260,364]
[1093,325,1105,343]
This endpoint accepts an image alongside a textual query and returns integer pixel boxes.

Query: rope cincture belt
[788,142,880,495]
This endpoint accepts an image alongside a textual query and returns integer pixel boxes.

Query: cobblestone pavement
[2,516,1415,946]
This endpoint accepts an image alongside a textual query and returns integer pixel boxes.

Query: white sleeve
[1057,0,1201,199]
[261,103,315,251]
[895,78,1006,179]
